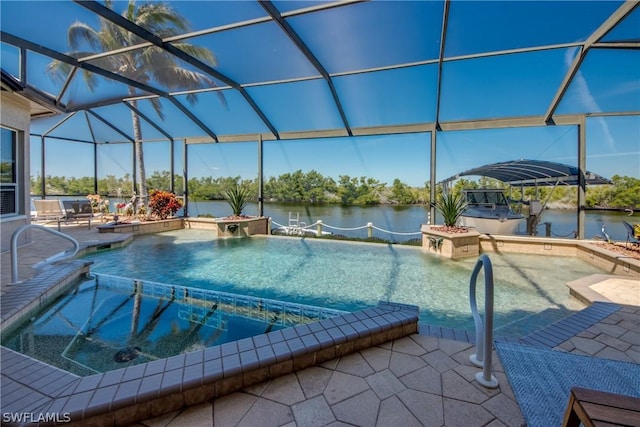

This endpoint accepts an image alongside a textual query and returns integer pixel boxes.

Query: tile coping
[0,234,630,426]
[1,272,623,427]
[1,267,419,426]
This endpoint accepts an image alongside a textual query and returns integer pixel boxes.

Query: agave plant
[434,191,468,227]
[224,184,251,217]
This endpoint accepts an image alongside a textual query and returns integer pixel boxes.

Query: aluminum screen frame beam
[74,0,280,141]
[123,101,175,143]
[434,0,451,130]
[544,0,640,123]
[259,0,353,137]
[0,31,220,142]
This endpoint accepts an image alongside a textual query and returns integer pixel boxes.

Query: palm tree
[48,0,222,203]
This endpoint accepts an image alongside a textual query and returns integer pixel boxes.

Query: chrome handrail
[11,224,80,284]
[469,254,499,388]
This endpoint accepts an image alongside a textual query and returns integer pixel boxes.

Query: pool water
[79,230,605,337]
[2,274,343,376]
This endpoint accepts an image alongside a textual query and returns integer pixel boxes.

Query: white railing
[11,224,80,284]
[469,254,499,388]
[271,212,429,239]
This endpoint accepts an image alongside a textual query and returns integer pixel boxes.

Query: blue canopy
[442,159,613,186]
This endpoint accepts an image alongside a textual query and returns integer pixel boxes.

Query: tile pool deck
[1,223,638,426]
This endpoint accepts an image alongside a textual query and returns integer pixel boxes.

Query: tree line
[31,170,639,208]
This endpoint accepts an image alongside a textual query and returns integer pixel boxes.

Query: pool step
[519,301,621,348]
[417,301,622,349]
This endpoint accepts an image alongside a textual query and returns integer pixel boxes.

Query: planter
[421,224,480,259]
[97,218,183,235]
[185,216,269,237]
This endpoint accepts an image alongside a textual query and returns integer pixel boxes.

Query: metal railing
[271,212,427,239]
[11,224,80,284]
[469,254,499,388]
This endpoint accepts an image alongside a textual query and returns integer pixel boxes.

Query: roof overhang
[1,69,65,117]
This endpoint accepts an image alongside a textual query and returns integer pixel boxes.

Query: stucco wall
[1,92,31,253]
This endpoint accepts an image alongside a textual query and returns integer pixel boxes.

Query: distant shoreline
[584,207,636,212]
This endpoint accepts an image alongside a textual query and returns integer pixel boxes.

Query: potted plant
[191,182,269,236]
[224,183,251,219]
[97,190,184,234]
[422,190,479,258]
[432,191,468,233]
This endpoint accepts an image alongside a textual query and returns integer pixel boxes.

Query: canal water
[185,200,635,242]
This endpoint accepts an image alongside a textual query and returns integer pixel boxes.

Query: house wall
[1,92,31,253]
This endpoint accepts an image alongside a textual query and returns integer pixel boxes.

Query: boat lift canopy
[441,159,612,187]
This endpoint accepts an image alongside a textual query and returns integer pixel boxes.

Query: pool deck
[1,223,638,427]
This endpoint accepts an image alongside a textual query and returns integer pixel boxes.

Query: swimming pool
[79,230,605,337]
[1,273,345,375]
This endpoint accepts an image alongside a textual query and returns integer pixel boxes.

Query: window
[1,127,17,216]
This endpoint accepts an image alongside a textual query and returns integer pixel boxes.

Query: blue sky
[31,115,639,188]
[3,1,637,188]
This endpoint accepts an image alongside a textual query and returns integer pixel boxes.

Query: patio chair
[33,199,66,230]
[562,387,640,427]
[622,221,639,247]
[62,200,94,229]
[33,199,63,219]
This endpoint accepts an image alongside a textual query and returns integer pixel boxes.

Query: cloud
[564,48,616,151]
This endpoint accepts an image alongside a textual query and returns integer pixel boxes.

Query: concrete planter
[97,218,183,235]
[421,224,480,259]
[185,216,269,237]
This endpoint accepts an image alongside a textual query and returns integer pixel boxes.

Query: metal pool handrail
[11,224,80,284]
[469,254,499,388]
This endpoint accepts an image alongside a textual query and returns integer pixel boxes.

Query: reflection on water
[81,233,607,338]
[1,274,344,376]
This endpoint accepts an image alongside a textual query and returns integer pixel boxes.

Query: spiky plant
[434,191,468,227]
[224,184,251,217]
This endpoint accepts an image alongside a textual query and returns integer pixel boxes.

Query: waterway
[185,200,635,243]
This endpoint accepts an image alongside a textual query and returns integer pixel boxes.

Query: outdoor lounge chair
[62,200,94,229]
[622,221,639,247]
[33,199,66,229]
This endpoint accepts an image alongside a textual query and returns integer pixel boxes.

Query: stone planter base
[185,216,269,237]
[97,218,183,235]
[421,225,480,259]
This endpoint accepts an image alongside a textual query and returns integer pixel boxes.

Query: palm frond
[173,43,217,67]
[47,52,100,92]
[80,69,99,92]
[125,0,136,21]
[149,97,165,121]
[51,0,226,121]
[68,22,102,51]
[136,3,189,35]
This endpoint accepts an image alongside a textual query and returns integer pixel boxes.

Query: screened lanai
[1,0,639,239]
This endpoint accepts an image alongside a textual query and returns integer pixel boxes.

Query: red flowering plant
[148,190,183,220]
[116,202,127,214]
